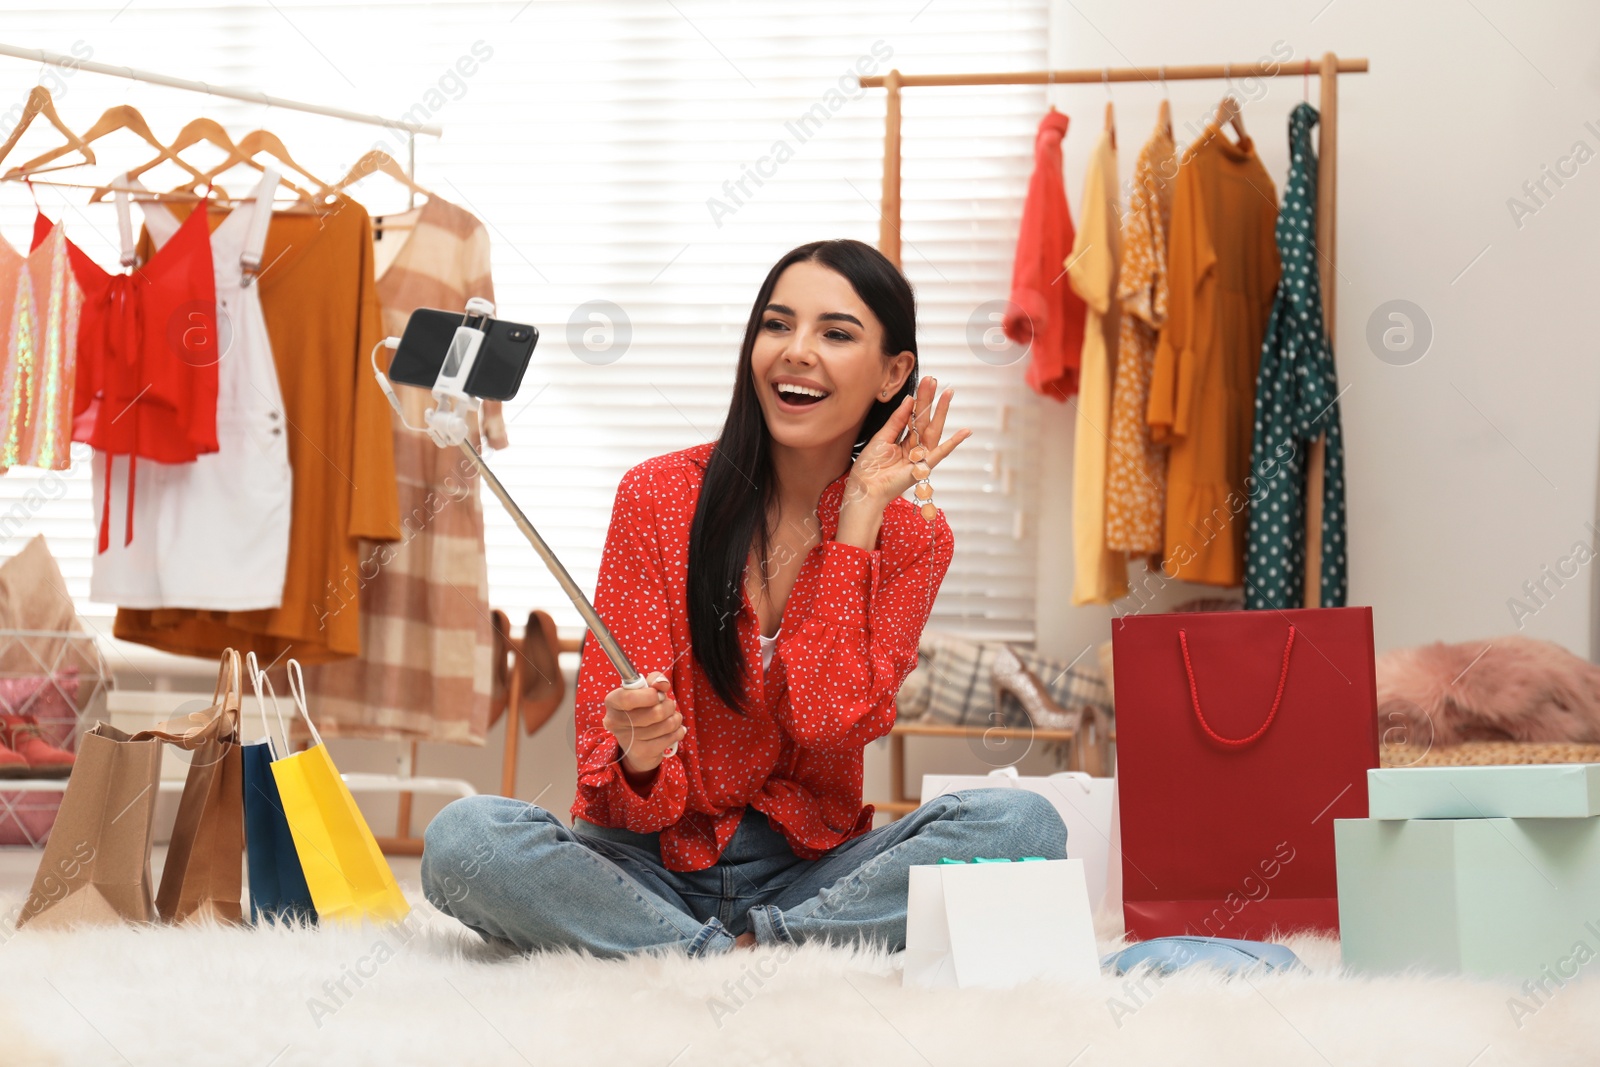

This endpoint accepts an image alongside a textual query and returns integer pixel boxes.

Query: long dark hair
[687,239,919,717]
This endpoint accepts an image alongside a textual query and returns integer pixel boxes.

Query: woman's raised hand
[603,671,685,781]
[845,374,973,510]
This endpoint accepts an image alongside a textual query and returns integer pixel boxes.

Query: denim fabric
[421,788,1066,959]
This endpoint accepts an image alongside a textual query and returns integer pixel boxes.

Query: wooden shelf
[891,721,1079,742]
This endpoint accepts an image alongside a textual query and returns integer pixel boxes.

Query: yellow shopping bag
[269,661,410,925]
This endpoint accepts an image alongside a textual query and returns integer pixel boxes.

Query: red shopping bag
[1112,606,1379,940]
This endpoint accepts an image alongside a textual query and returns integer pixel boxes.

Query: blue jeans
[420,789,1067,959]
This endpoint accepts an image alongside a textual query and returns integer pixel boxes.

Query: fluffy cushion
[1375,635,1600,749]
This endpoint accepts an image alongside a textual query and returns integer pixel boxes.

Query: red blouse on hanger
[1003,109,1088,402]
[33,189,219,551]
[35,203,218,459]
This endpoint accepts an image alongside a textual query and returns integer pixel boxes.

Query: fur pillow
[1375,635,1600,748]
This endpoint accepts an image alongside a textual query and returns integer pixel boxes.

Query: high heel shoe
[991,645,1084,734]
[486,609,513,730]
[515,610,565,736]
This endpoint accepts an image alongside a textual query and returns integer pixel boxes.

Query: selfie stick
[371,299,676,756]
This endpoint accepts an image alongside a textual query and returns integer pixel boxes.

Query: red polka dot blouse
[571,440,955,872]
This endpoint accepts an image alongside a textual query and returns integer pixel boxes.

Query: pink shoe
[0,715,75,778]
[0,736,28,777]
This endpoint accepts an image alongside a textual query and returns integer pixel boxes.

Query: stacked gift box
[1336,764,1600,983]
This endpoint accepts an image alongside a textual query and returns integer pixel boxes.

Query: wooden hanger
[332,149,431,229]
[18,175,313,209]
[1214,95,1246,141]
[1101,68,1115,151]
[0,87,95,173]
[237,130,326,200]
[3,104,209,185]
[1157,64,1173,140]
[334,149,430,198]
[88,117,245,202]
[174,128,323,203]
[1214,61,1247,143]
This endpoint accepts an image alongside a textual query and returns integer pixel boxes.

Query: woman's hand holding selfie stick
[605,673,686,789]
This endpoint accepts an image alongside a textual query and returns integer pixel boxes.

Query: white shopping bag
[921,767,1121,916]
[903,859,1099,989]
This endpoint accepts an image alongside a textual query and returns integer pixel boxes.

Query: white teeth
[776,383,828,399]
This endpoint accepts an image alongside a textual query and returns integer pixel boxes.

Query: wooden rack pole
[858,58,1367,89]
[1304,51,1341,609]
[879,69,902,268]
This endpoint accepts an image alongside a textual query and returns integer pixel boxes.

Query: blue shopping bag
[241,654,316,926]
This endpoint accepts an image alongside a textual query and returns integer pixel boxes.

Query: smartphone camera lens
[508,328,530,341]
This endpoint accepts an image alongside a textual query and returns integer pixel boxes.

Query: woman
[421,239,1067,957]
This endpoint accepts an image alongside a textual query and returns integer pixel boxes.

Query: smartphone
[388,307,538,401]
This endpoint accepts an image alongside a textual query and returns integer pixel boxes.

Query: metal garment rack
[861,53,1367,611]
[0,42,437,202]
[0,42,474,854]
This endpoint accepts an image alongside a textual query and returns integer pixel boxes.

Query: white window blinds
[0,0,1048,665]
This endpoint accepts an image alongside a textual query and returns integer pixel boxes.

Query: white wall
[1037,0,1600,664]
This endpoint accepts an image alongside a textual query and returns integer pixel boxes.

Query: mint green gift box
[1336,816,1600,982]
[1367,765,1600,820]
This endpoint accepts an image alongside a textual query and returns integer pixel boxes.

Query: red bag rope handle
[1178,624,1297,747]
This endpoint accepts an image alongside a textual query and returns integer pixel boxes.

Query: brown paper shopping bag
[141,649,246,925]
[15,721,164,929]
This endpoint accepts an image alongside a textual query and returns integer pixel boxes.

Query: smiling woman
[697,241,973,718]
[421,239,1059,961]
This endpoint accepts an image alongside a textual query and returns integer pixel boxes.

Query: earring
[907,403,935,522]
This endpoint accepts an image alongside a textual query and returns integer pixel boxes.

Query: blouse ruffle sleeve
[1148,158,1215,446]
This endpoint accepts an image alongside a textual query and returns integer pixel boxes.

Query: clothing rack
[861,53,1368,609]
[0,42,489,854]
[0,42,438,206]
[0,43,442,134]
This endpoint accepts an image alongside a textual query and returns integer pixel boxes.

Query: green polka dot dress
[1245,102,1348,610]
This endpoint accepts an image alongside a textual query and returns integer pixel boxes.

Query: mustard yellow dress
[1067,128,1128,605]
[1148,123,1280,587]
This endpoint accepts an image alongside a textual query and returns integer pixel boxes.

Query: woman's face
[750,260,913,452]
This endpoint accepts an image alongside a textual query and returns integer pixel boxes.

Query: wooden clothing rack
[861,53,1368,609]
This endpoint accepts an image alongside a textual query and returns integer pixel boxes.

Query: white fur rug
[1,888,1595,1067]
